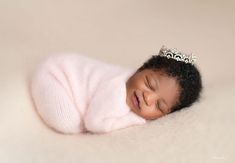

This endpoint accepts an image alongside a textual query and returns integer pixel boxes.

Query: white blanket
[30,53,146,134]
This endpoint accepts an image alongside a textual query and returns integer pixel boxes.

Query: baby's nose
[144,92,157,106]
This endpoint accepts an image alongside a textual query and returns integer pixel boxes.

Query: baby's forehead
[144,68,181,90]
[143,69,168,77]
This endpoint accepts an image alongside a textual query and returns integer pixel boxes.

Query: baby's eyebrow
[149,74,159,89]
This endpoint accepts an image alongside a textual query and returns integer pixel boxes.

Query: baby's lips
[135,90,143,106]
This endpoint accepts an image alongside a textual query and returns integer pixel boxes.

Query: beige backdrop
[0,0,234,163]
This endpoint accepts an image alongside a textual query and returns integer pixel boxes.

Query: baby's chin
[129,105,142,116]
[131,108,150,120]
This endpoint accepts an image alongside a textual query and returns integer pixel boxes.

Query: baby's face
[126,69,180,120]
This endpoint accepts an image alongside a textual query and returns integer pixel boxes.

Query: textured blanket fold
[30,53,146,134]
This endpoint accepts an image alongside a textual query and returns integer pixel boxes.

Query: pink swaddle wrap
[30,53,146,134]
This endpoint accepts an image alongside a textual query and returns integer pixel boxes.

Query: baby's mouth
[134,91,141,110]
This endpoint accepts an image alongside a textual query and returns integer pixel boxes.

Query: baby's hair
[137,55,203,113]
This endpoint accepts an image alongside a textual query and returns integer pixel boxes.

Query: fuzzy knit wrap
[30,53,146,134]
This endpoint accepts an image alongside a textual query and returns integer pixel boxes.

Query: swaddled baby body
[30,53,146,134]
[30,46,203,134]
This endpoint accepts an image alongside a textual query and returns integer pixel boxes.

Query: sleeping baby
[29,45,202,134]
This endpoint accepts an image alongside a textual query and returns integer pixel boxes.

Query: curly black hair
[136,55,203,113]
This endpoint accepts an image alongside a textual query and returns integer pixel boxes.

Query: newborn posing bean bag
[30,53,146,134]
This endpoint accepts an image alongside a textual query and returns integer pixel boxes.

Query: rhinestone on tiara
[158,45,196,65]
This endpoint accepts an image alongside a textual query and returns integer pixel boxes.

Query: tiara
[158,45,196,65]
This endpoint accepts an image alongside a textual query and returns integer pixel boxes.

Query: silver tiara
[158,45,196,65]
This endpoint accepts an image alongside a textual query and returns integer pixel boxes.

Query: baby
[30,45,202,134]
